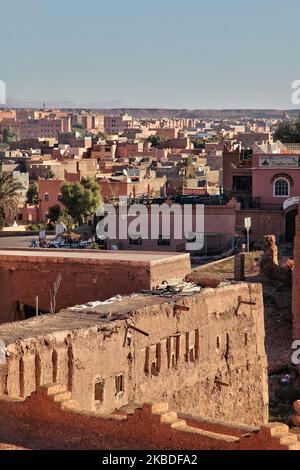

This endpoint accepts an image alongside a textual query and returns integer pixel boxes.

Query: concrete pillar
[234,254,245,282]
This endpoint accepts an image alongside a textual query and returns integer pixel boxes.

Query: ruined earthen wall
[293,216,300,339]
[0,283,268,427]
[133,283,268,426]
[0,394,292,451]
[260,235,293,286]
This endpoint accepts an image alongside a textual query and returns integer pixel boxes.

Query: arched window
[274,177,290,197]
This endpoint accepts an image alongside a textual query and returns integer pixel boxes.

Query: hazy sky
[1,0,300,108]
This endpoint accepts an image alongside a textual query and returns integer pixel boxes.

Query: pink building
[156,128,179,139]
[0,117,71,139]
[115,142,144,158]
[18,205,39,224]
[17,180,65,224]
[98,176,167,201]
[104,114,136,133]
[103,200,239,254]
[252,154,300,205]
[25,158,98,181]
[251,153,300,242]
[38,179,65,220]
[91,143,117,162]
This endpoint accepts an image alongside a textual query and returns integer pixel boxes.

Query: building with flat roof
[0,281,268,427]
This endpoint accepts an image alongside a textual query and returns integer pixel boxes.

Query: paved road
[0,236,186,261]
[0,236,55,249]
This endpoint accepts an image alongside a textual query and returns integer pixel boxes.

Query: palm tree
[176,157,196,194]
[0,174,22,229]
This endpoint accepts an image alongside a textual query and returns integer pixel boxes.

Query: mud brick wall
[293,216,300,339]
[0,396,296,450]
[0,251,191,323]
[0,283,268,427]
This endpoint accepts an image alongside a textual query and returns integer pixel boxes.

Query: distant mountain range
[1,98,300,120]
[92,109,300,120]
[3,98,129,109]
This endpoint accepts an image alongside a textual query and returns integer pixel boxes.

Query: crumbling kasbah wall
[0,250,191,323]
[293,216,300,339]
[0,283,268,427]
[260,235,293,286]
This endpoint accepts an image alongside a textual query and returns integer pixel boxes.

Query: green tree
[176,157,196,194]
[98,132,108,141]
[0,174,21,229]
[42,169,56,180]
[26,183,39,205]
[2,127,18,144]
[61,177,102,224]
[208,136,220,143]
[72,122,84,130]
[274,122,295,143]
[72,123,85,137]
[274,115,300,143]
[48,204,63,223]
[192,138,205,149]
[147,135,166,148]
[57,211,74,230]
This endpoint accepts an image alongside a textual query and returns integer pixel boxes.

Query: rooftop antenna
[43,100,46,111]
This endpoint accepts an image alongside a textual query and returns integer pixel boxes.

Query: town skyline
[1,0,300,455]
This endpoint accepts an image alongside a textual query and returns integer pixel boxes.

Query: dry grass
[192,252,262,280]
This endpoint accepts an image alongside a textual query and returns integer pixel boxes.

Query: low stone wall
[0,391,298,450]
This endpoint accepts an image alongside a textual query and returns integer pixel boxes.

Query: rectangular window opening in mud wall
[115,374,124,395]
[94,378,105,403]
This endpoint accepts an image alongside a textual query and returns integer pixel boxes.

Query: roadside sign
[244,217,251,230]
[283,196,299,211]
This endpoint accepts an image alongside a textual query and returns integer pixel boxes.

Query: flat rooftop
[0,294,172,345]
[0,280,242,346]
[0,249,185,263]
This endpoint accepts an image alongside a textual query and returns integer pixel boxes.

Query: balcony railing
[258,203,283,211]
[237,160,253,168]
[240,198,282,211]
[106,195,282,211]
